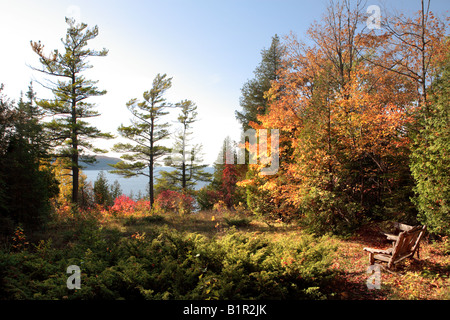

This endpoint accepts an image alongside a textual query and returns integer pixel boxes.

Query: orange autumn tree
[245,0,424,234]
[361,0,449,110]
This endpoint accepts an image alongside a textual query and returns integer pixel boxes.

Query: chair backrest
[393,222,414,232]
[391,225,426,262]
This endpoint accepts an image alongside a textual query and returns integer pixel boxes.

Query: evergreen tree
[0,84,58,232]
[93,171,111,206]
[110,180,123,202]
[30,17,112,205]
[15,82,47,157]
[235,35,284,131]
[157,100,211,192]
[110,73,173,208]
[0,85,15,216]
[411,51,450,235]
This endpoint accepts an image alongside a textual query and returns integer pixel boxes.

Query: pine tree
[0,85,17,230]
[30,17,112,205]
[15,82,47,157]
[207,137,247,208]
[235,34,284,131]
[0,84,58,231]
[93,171,111,206]
[110,73,173,208]
[110,180,123,202]
[157,100,211,192]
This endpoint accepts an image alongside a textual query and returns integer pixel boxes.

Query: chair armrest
[363,247,391,255]
[383,233,399,241]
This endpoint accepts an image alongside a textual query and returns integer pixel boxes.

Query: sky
[0,0,449,165]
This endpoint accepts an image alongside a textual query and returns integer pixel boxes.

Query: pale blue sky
[0,0,448,164]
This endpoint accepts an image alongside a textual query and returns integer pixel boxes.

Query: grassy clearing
[2,210,449,300]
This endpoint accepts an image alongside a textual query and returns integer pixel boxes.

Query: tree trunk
[149,159,153,208]
[182,125,187,191]
[182,161,186,190]
[72,151,79,205]
[71,75,78,205]
[149,119,154,209]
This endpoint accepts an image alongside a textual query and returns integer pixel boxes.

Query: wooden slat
[373,254,391,262]
[364,247,391,254]
[397,223,414,232]
[384,233,399,241]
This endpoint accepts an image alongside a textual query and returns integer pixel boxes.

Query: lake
[82,167,214,198]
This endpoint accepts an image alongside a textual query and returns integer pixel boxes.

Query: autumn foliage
[155,190,195,215]
[239,1,449,234]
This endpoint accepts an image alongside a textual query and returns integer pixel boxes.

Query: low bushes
[0,224,337,300]
[223,212,252,228]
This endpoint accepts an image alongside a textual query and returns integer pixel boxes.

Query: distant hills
[81,156,215,175]
[82,155,122,171]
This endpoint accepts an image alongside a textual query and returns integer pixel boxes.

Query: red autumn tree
[221,164,239,209]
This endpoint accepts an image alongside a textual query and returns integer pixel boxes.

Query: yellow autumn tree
[51,158,92,211]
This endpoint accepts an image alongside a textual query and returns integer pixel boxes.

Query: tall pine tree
[30,17,112,205]
[110,73,173,208]
[157,100,211,192]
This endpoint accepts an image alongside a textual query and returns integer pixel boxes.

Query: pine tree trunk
[149,160,154,209]
[182,161,186,190]
[182,126,186,190]
[149,120,154,209]
[71,75,79,205]
[72,152,79,205]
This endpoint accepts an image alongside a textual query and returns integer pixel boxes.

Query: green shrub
[223,213,252,228]
[299,188,362,236]
[0,225,337,300]
[196,186,223,211]
[410,53,450,236]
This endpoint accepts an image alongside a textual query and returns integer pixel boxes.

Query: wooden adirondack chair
[364,225,426,269]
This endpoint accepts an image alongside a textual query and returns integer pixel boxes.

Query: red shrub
[111,195,136,215]
[156,190,195,214]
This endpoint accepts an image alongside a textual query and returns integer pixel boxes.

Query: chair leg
[387,261,393,270]
[369,252,375,265]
